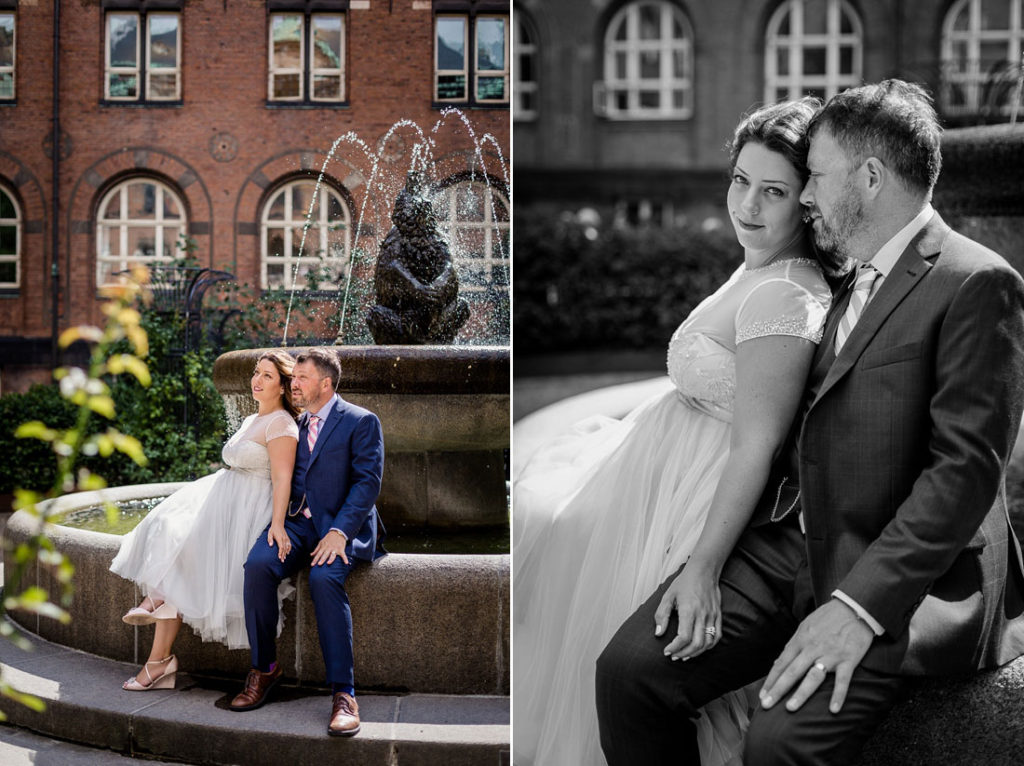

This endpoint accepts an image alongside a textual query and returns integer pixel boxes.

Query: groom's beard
[811,184,864,262]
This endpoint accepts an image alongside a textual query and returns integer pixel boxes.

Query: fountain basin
[4,485,510,695]
[213,346,510,528]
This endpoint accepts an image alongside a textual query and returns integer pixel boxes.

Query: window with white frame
[268,8,346,102]
[0,183,20,288]
[435,9,509,104]
[435,180,509,292]
[513,9,538,120]
[96,179,187,286]
[0,11,14,101]
[105,11,181,101]
[941,0,1024,118]
[764,0,862,103]
[261,180,351,290]
[596,1,694,120]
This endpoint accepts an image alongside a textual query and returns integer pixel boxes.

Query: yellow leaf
[107,354,150,386]
[87,395,116,419]
[112,431,148,467]
[127,326,149,357]
[58,325,103,348]
[15,421,56,441]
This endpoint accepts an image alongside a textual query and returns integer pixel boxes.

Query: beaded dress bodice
[666,258,831,423]
[221,411,298,478]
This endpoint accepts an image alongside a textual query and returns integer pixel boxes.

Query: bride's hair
[727,96,820,184]
[727,97,851,278]
[258,350,300,419]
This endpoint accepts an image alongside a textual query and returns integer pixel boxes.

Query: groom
[230,348,385,737]
[596,80,1024,764]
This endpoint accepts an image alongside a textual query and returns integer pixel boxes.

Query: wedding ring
[813,661,827,674]
[704,626,717,637]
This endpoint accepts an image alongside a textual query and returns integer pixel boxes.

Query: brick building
[514,0,1023,227]
[0,0,511,391]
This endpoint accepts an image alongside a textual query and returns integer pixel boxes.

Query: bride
[110,349,299,691]
[513,98,846,765]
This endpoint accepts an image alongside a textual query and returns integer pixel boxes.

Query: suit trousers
[595,519,905,766]
[243,513,356,686]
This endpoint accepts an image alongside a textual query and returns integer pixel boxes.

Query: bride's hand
[653,564,722,661]
[267,524,292,563]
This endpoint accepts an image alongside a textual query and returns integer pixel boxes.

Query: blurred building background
[512,0,1024,414]
[0,0,511,393]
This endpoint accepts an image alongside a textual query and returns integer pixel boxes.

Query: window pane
[267,263,285,287]
[0,261,16,283]
[777,9,791,36]
[273,74,301,99]
[613,16,627,41]
[803,1,827,34]
[520,51,533,82]
[267,230,286,257]
[803,47,827,75]
[839,45,853,73]
[638,4,661,40]
[149,73,177,99]
[109,74,137,98]
[672,88,685,109]
[0,73,11,100]
[312,16,343,68]
[0,225,15,254]
[980,40,1009,69]
[776,47,790,76]
[149,16,178,68]
[267,192,285,221]
[128,183,156,218]
[437,17,465,69]
[102,226,120,256]
[640,50,660,79]
[162,227,179,256]
[0,191,13,219]
[639,90,660,108]
[840,7,854,34]
[313,74,342,99]
[673,49,688,78]
[953,6,970,31]
[0,15,13,67]
[163,193,180,219]
[292,183,316,220]
[980,0,1011,30]
[477,75,505,100]
[477,17,506,71]
[109,14,138,67]
[272,15,302,68]
[437,74,466,99]
[616,51,627,79]
[128,228,156,257]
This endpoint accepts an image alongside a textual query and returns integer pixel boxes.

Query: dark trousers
[595,520,904,766]
[243,513,356,687]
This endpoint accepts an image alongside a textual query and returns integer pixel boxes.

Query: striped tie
[307,415,321,453]
[835,265,879,353]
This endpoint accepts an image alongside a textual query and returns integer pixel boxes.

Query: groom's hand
[759,598,873,714]
[311,529,349,566]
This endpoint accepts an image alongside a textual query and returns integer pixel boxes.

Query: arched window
[596,1,694,120]
[514,9,538,120]
[96,178,187,285]
[435,180,509,293]
[941,0,1024,118]
[764,0,863,103]
[0,183,20,289]
[261,179,351,290]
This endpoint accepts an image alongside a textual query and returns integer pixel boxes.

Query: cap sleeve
[264,410,299,442]
[735,276,830,345]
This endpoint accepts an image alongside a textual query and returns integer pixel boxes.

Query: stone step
[0,622,509,766]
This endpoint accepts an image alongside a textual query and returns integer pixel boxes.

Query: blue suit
[243,394,385,687]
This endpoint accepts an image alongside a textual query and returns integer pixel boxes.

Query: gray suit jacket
[765,212,1024,675]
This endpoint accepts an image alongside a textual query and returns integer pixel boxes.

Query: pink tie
[835,265,879,353]
[307,415,320,453]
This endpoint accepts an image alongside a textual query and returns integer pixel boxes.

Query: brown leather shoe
[229,665,282,711]
[328,691,360,736]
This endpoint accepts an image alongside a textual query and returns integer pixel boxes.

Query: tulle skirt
[110,467,292,649]
[513,387,750,766]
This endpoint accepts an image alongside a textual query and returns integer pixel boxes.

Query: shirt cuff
[329,527,347,541]
[831,590,885,636]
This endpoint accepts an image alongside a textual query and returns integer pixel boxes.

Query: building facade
[0,0,510,391]
[514,0,1023,226]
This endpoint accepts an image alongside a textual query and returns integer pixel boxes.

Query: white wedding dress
[513,258,831,766]
[111,409,299,648]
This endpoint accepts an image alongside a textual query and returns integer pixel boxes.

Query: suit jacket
[760,212,1024,676]
[292,394,386,562]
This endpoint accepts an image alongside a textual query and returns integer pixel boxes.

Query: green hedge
[513,214,742,354]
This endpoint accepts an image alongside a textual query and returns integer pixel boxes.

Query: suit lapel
[809,215,946,410]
